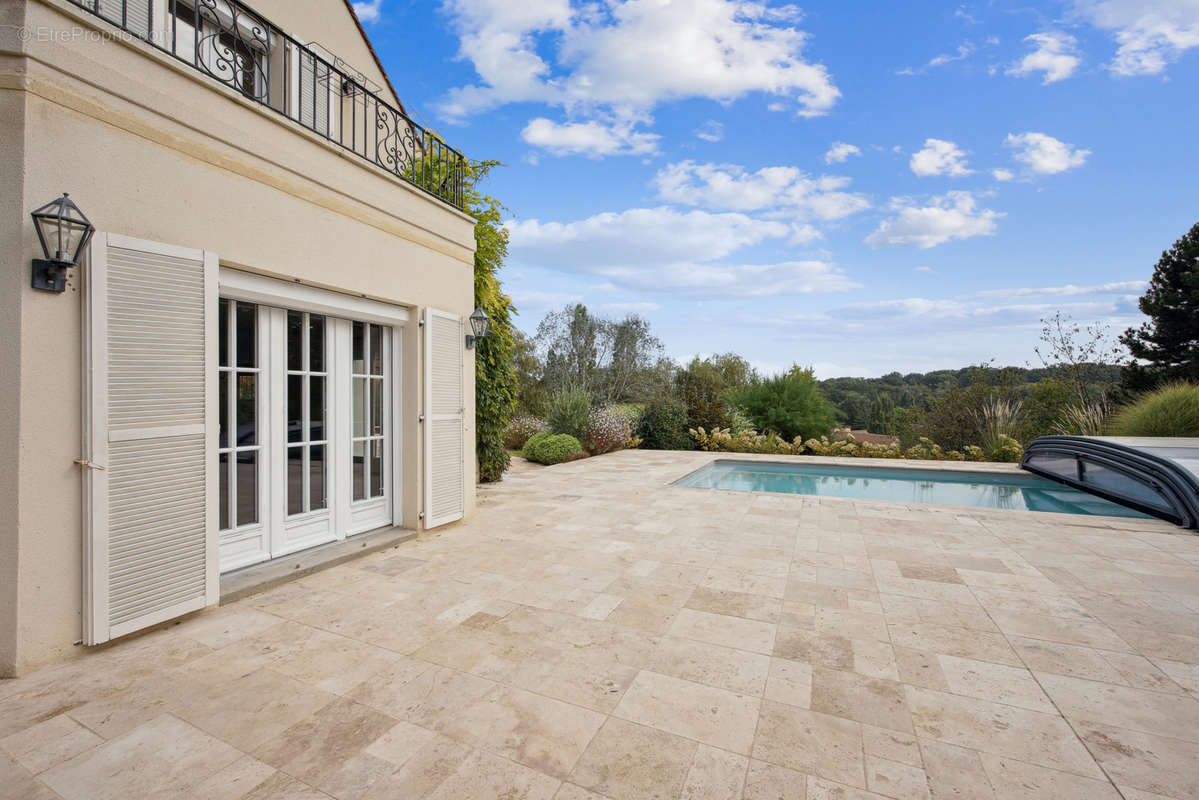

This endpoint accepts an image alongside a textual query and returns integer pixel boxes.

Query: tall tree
[1120,222,1199,390]
[536,304,601,393]
[510,330,546,417]
[1034,311,1126,402]
[535,304,666,403]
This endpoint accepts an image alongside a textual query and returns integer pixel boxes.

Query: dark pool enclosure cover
[1021,436,1199,529]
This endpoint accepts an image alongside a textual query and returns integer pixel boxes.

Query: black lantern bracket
[30,193,95,293]
[31,258,71,292]
[465,306,492,349]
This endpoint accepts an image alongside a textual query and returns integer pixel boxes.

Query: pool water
[675,460,1151,519]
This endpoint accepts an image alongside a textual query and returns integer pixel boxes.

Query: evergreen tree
[1120,222,1199,390]
[868,394,895,434]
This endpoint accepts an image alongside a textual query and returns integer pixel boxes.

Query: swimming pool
[675,460,1151,518]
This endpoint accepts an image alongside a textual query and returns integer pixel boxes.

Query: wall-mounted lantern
[30,193,95,292]
[465,305,491,349]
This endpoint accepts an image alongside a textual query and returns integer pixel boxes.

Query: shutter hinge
[419,415,425,423]
[74,459,105,471]
[418,511,425,519]
[418,319,425,327]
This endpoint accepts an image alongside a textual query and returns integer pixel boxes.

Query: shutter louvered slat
[107,246,207,432]
[85,234,217,644]
[107,418,206,626]
[424,310,464,528]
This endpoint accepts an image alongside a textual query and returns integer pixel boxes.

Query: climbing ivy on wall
[466,161,518,482]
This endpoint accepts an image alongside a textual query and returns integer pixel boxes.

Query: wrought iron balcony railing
[64,0,467,210]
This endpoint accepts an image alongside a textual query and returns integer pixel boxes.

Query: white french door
[217,299,397,572]
[347,321,393,535]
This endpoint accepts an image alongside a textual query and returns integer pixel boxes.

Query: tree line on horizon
[476,205,1199,477]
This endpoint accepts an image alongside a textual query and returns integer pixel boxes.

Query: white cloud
[695,121,725,142]
[598,301,660,314]
[438,0,840,122]
[865,192,1002,249]
[897,43,975,75]
[653,161,870,221]
[914,266,934,272]
[509,288,583,314]
[1007,32,1082,83]
[506,206,860,299]
[929,43,975,68]
[1074,0,1199,76]
[521,117,659,157]
[1004,132,1090,175]
[910,139,973,177]
[992,168,1015,182]
[598,261,860,298]
[972,280,1147,298]
[825,300,1138,345]
[508,206,791,268]
[352,0,383,22]
[824,142,861,164]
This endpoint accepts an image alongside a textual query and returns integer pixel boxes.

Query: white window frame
[216,268,407,570]
[284,310,330,518]
[217,299,266,536]
[219,269,409,326]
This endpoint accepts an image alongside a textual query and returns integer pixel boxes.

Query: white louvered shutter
[424,308,464,529]
[83,233,219,645]
[97,0,152,38]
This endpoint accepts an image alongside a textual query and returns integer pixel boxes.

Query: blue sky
[355,0,1198,377]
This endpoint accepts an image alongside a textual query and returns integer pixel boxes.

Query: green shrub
[989,434,1025,463]
[546,384,592,439]
[521,432,551,457]
[522,432,585,465]
[728,367,836,442]
[676,358,733,431]
[690,429,998,461]
[1108,383,1199,437]
[692,427,802,455]
[726,406,755,434]
[503,416,548,450]
[640,398,692,450]
[1019,378,1073,442]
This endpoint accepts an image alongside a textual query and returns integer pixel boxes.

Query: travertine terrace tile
[753,701,866,789]
[4,450,1194,799]
[612,670,760,755]
[569,717,697,800]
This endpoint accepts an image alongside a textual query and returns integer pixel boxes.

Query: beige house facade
[0,0,478,677]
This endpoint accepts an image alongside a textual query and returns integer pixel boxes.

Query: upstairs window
[170,0,272,102]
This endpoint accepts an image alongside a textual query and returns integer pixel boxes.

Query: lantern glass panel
[31,194,94,264]
[469,307,490,340]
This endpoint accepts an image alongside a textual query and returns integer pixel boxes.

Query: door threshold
[219,526,417,604]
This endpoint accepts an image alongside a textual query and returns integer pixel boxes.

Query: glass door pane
[218,300,260,531]
[285,310,328,516]
[351,323,387,503]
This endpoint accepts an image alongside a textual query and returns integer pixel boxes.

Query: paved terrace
[3,450,1199,800]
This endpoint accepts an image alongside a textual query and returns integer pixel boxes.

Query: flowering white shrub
[503,416,548,450]
[583,406,634,455]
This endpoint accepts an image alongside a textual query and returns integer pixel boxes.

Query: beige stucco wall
[0,3,28,682]
[0,0,478,676]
